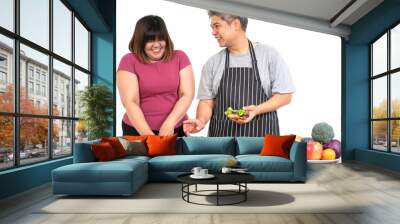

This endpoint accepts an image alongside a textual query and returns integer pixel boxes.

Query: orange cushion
[260,134,296,159]
[123,135,149,142]
[101,137,127,158]
[91,142,118,161]
[146,135,177,157]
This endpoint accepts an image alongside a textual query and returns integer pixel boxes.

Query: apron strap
[248,41,260,81]
[224,40,261,81]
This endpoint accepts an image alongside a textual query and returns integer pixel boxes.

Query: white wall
[116,0,341,139]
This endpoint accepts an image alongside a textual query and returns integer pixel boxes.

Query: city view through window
[0,0,90,170]
[371,23,400,153]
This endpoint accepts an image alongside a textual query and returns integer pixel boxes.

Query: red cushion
[91,142,118,161]
[101,137,127,158]
[260,134,296,159]
[146,135,177,157]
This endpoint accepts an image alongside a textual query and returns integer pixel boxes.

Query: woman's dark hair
[129,15,174,63]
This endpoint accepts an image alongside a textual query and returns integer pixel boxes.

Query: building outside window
[0,0,91,170]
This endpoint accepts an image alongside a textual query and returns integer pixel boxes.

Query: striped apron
[208,41,279,137]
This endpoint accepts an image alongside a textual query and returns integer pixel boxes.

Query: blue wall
[92,32,115,135]
[0,0,116,200]
[343,0,400,171]
[0,158,72,199]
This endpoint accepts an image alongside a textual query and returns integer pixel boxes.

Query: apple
[307,141,323,160]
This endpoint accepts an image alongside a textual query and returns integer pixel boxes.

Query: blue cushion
[236,155,293,172]
[236,137,263,155]
[177,137,235,155]
[117,155,150,163]
[148,154,235,172]
[73,140,100,163]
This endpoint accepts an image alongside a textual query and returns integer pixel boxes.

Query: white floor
[1,162,400,224]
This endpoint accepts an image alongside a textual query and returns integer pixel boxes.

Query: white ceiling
[165,0,384,38]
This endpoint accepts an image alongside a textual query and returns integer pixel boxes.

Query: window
[35,70,40,81]
[0,0,91,170]
[0,54,7,67]
[0,34,13,113]
[41,73,46,83]
[75,18,89,69]
[0,0,14,32]
[36,83,40,95]
[42,85,46,97]
[28,81,34,94]
[20,0,49,49]
[28,67,34,80]
[371,23,400,154]
[0,54,7,86]
[53,0,72,60]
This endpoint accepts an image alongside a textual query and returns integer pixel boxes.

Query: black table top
[177,172,255,185]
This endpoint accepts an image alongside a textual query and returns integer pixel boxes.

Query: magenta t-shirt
[117,50,191,130]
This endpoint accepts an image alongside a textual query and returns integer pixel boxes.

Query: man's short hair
[208,11,248,31]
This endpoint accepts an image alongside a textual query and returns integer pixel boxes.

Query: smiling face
[129,15,174,63]
[210,16,237,48]
[144,39,166,62]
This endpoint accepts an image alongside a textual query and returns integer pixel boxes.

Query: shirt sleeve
[269,48,295,94]
[117,53,135,74]
[177,50,191,71]
[197,58,215,100]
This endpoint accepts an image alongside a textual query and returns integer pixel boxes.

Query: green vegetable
[224,107,248,117]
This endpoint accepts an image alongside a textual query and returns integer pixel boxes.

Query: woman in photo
[117,15,194,136]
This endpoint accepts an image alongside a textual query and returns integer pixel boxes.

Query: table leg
[245,183,247,201]
[195,184,197,192]
[217,184,219,206]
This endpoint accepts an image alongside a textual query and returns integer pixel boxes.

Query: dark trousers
[122,121,186,137]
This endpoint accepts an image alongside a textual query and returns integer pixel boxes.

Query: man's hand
[183,119,205,135]
[229,105,259,124]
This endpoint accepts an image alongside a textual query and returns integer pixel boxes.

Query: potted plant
[79,84,113,140]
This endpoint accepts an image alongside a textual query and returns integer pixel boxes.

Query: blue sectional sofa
[52,137,306,196]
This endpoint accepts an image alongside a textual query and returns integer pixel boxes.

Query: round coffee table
[177,172,255,206]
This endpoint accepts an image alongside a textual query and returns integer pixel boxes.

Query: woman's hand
[158,120,175,136]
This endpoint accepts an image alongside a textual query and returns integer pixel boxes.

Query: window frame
[370,21,400,154]
[0,0,92,171]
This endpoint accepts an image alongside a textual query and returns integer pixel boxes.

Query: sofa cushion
[52,158,147,183]
[177,137,235,155]
[236,137,263,155]
[101,137,127,158]
[260,134,296,159]
[74,139,101,163]
[147,135,177,157]
[236,155,293,172]
[118,138,147,156]
[148,154,235,172]
[91,142,118,161]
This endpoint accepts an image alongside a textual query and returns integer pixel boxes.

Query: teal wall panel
[0,158,72,199]
[91,32,115,136]
[355,149,400,172]
[343,0,400,171]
